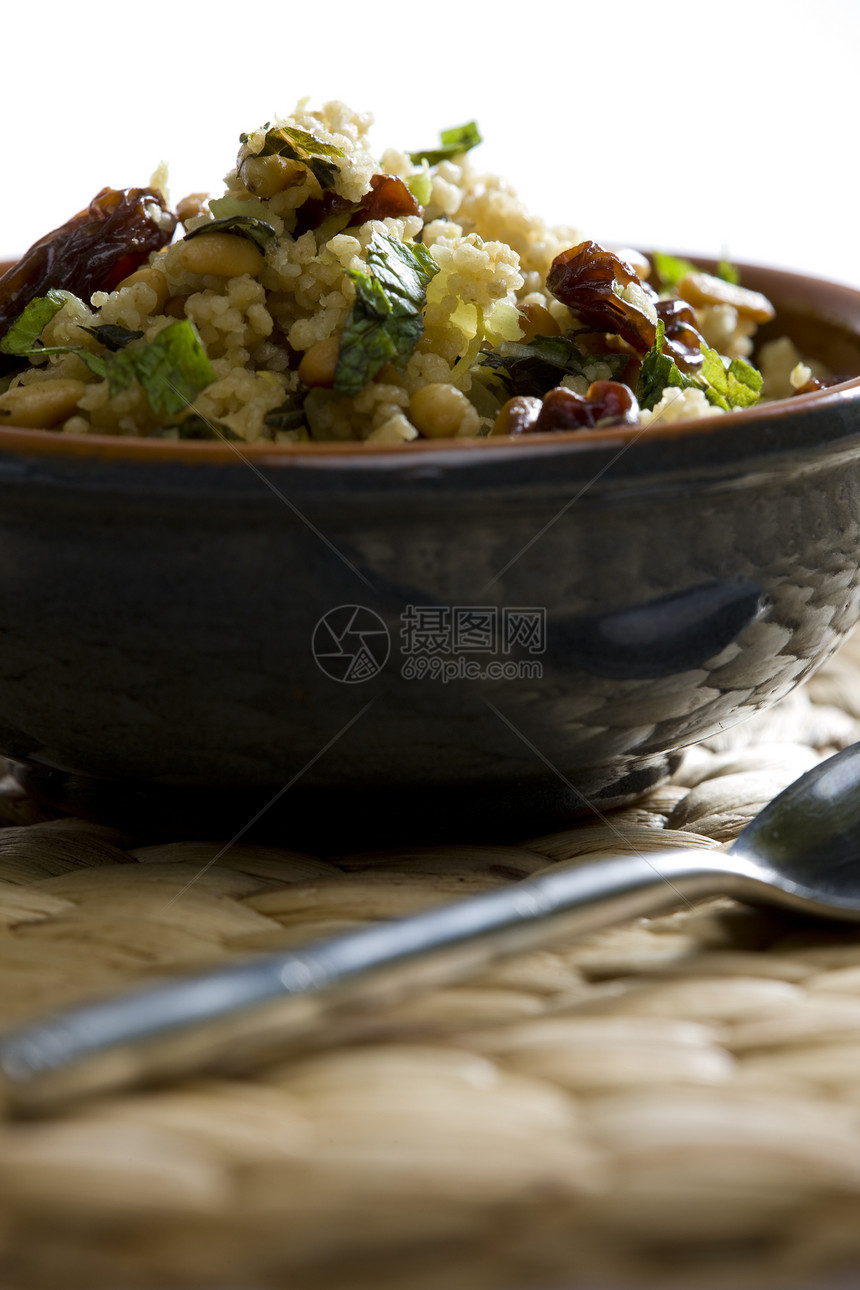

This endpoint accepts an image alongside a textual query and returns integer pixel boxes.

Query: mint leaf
[264,391,307,433]
[652,251,697,291]
[700,345,762,410]
[334,232,439,396]
[0,291,107,376]
[637,321,703,411]
[106,320,215,416]
[478,335,628,399]
[409,122,482,167]
[0,302,213,417]
[79,324,143,351]
[242,124,345,191]
[184,214,277,252]
[717,256,740,285]
[0,289,68,355]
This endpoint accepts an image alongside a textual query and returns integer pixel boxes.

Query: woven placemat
[3,640,860,1290]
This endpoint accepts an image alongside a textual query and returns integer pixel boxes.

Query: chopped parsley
[334,232,439,396]
[241,124,345,191]
[409,122,482,167]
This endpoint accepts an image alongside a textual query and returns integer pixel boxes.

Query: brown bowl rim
[1,257,859,468]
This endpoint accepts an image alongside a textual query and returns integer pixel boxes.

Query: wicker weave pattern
[2,640,860,1289]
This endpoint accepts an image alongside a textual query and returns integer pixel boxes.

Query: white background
[2,0,859,287]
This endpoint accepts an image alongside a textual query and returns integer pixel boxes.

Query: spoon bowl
[729,740,860,916]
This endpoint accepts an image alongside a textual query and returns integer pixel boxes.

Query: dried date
[655,298,705,375]
[546,241,657,355]
[0,187,176,346]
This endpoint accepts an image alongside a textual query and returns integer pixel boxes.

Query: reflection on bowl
[1,260,860,848]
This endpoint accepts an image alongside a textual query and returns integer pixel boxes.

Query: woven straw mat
[5,637,860,1290]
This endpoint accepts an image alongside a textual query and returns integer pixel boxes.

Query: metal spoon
[3,741,860,1115]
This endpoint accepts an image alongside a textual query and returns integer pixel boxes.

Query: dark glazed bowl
[2,260,860,848]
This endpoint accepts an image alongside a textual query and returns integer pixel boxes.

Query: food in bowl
[0,102,828,445]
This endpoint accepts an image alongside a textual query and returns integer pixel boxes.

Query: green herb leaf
[717,256,740,285]
[183,214,277,252]
[0,291,107,375]
[263,391,308,433]
[243,123,345,191]
[652,251,697,291]
[334,232,439,396]
[406,163,432,208]
[79,324,143,352]
[106,320,214,416]
[637,321,703,411]
[700,345,762,410]
[408,122,482,167]
[478,335,629,400]
[0,289,68,355]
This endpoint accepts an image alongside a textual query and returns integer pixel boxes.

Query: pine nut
[115,266,170,312]
[517,303,560,343]
[677,271,775,323]
[0,379,88,429]
[179,233,264,279]
[297,337,340,388]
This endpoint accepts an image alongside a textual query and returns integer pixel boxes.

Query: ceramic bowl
[1,259,860,848]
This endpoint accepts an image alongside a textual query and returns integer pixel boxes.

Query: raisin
[348,174,420,225]
[655,298,705,375]
[546,241,657,355]
[793,376,825,395]
[295,174,420,237]
[533,381,639,433]
[0,188,175,345]
[293,189,353,237]
[492,395,542,435]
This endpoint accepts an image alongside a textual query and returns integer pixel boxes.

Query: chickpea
[409,383,478,439]
[0,379,88,429]
[298,337,341,388]
[115,265,170,313]
[179,232,265,279]
[517,303,561,344]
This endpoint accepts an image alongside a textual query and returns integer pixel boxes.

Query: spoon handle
[0,846,728,1113]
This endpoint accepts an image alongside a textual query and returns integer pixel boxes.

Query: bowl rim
[1,256,859,469]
